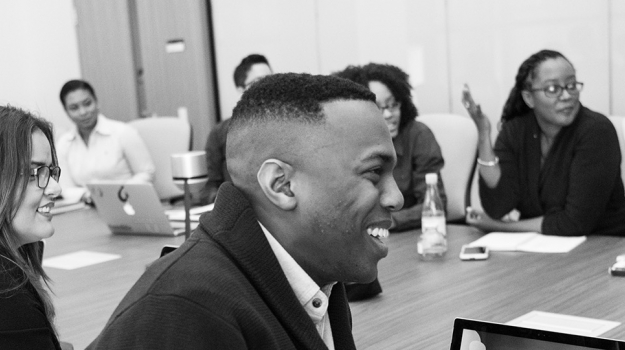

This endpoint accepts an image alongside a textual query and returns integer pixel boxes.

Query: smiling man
[88,73,403,350]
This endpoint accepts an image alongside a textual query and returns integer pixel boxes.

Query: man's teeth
[367,227,389,239]
[37,204,52,213]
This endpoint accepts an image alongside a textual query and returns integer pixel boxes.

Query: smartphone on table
[459,245,489,261]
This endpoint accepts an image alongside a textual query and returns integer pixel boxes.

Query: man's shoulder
[109,235,253,318]
[209,118,231,135]
[147,235,246,290]
[206,118,231,147]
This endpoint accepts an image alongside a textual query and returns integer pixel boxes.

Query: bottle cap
[425,173,437,184]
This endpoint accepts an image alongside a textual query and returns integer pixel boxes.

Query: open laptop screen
[450,318,625,350]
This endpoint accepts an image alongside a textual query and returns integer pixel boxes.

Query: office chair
[418,113,478,222]
[130,116,192,202]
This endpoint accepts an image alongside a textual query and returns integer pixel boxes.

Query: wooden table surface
[45,209,625,349]
[45,208,185,349]
[349,225,625,349]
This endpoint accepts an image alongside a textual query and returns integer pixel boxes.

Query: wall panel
[611,0,625,116]
[0,0,81,135]
[74,0,140,122]
[447,0,610,134]
[135,0,218,150]
[212,0,319,120]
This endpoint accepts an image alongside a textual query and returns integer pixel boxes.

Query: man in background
[87,73,403,349]
[200,54,273,204]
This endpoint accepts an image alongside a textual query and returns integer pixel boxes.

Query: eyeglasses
[29,166,61,189]
[377,101,401,113]
[529,82,584,98]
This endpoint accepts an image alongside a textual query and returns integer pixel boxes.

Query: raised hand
[462,84,491,135]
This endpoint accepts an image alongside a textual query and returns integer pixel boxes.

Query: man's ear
[236,86,245,95]
[521,89,534,109]
[257,159,297,210]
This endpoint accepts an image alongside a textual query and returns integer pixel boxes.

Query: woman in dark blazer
[463,49,625,236]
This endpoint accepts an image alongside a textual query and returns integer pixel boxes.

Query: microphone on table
[171,151,208,239]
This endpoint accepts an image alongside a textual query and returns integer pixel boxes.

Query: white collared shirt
[57,114,155,191]
[259,223,335,350]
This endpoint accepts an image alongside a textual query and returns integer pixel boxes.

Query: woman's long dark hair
[0,105,58,335]
[501,49,572,122]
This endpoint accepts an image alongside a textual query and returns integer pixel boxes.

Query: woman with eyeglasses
[335,63,447,232]
[0,105,68,349]
[463,49,625,236]
[57,79,154,202]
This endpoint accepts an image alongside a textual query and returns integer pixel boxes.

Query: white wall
[212,0,625,130]
[447,0,612,134]
[3,0,624,132]
[612,0,625,116]
[211,0,320,119]
[0,0,82,136]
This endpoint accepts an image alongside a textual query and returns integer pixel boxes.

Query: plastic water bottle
[418,173,447,259]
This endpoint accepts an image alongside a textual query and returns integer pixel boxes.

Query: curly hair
[501,49,571,122]
[333,63,418,132]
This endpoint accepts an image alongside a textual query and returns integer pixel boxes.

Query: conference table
[349,226,625,349]
[46,208,625,349]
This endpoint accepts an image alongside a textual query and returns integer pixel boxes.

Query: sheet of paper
[165,203,214,221]
[170,221,199,230]
[507,311,620,337]
[43,250,121,270]
[468,232,538,251]
[517,235,586,253]
[468,232,586,253]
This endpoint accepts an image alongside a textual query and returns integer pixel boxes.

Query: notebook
[468,232,586,253]
[450,318,625,350]
[86,182,196,236]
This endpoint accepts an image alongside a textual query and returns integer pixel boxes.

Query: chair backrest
[130,116,191,201]
[418,113,478,221]
[608,116,625,189]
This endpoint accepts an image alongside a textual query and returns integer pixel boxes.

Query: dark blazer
[88,182,357,349]
[480,106,625,236]
[0,254,61,350]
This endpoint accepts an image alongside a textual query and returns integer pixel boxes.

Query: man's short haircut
[229,73,375,132]
[233,54,271,89]
[333,63,418,132]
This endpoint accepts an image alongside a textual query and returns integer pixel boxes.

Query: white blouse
[56,114,155,192]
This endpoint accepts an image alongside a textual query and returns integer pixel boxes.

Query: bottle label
[421,216,446,237]
[418,216,447,257]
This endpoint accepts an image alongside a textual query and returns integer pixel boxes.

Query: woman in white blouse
[57,80,155,201]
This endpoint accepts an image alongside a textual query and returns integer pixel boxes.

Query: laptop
[87,182,195,236]
[450,318,625,350]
